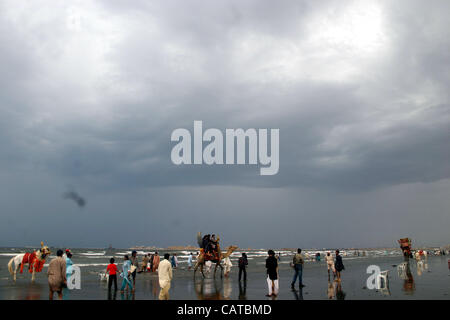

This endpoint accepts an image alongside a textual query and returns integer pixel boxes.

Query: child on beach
[106,258,118,291]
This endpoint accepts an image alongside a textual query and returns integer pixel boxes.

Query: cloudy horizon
[0,0,449,249]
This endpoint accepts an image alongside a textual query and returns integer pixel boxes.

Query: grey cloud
[0,0,449,247]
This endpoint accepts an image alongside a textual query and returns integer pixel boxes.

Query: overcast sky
[0,0,449,249]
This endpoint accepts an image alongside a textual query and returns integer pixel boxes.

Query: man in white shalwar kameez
[158,253,173,300]
[223,256,232,277]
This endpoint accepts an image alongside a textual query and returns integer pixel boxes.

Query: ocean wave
[78,251,106,256]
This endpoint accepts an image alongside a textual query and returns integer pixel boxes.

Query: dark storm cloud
[0,0,448,247]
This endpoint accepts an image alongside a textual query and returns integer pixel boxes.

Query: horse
[7,242,51,282]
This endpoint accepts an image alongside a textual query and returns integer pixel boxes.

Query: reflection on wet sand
[7,282,43,300]
[398,260,415,295]
[292,287,303,300]
[149,276,159,298]
[195,278,225,300]
[327,280,335,299]
[335,281,346,300]
[107,287,118,300]
[416,260,428,276]
[120,290,135,300]
[223,277,232,299]
[238,281,247,300]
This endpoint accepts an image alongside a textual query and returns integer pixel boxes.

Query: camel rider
[209,235,219,258]
[202,234,210,250]
[203,235,212,253]
[210,234,217,251]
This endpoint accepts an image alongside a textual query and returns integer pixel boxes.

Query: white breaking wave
[78,251,106,256]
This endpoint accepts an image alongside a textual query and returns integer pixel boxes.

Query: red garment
[107,264,118,275]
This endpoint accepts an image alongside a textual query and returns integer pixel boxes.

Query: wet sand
[1,250,449,300]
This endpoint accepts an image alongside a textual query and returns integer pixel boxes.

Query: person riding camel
[202,234,210,252]
[210,234,217,254]
[206,236,214,254]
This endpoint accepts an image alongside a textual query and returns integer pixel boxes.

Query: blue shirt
[123,260,131,274]
[66,257,73,276]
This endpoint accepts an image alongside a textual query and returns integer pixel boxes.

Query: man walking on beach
[48,249,67,300]
[334,250,345,281]
[238,252,248,282]
[326,252,335,279]
[152,252,160,272]
[141,254,149,272]
[158,253,173,300]
[130,250,139,286]
[291,248,305,289]
[265,250,279,297]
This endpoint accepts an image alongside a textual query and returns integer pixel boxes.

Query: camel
[194,232,238,278]
[8,242,51,282]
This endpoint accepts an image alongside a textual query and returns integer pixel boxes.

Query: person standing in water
[152,252,160,272]
[326,252,335,278]
[187,252,193,270]
[158,253,173,300]
[130,250,139,286]
[47,249,67,300]
[149,253,154,272]
[291,248,305,289]
[120,255,133,292]
[106,258,118,291]
[171,253,178,269]
[334,250,345,281]
[238,253,248,282]
[65,249,73,282]
[141,254,149,272]
[265,250,279,297]
[223,255,232,277]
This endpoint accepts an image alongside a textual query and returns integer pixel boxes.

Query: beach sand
[1,248,449,300]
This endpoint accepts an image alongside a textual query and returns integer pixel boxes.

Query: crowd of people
[44,248,347,300]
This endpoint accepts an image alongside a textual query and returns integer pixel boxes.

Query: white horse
[7,242,51,282]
